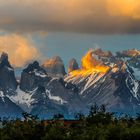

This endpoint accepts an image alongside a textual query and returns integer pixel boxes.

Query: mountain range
[0,49,140,118]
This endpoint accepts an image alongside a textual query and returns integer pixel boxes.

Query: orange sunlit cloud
[0,34,40,67]
[107,0,140,19]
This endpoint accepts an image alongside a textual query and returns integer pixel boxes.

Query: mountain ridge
[0,49,140,118]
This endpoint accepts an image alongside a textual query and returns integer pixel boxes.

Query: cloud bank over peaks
[0,0,140,34]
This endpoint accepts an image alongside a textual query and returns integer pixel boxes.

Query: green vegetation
[1,104,140,140]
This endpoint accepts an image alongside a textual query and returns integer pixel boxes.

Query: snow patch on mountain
[0,91,5,102]
[46,90,67,104]
[8,87,37,112]
[5,66,14,71]
[131,67,140,81]
[34,69,47,78]
[81,73,105,94]
[126,69,139,99]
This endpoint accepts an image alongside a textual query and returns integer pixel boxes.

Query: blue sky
[33,32,140,68]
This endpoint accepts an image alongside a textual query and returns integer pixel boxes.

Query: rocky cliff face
[68,58,79,73]
[20,61,50,91]
[9,60,81,118]
[0,52,17,92]
[116,49,140,58]
[0,90,23,118]
[0,52,23,117]
[42,56,66,78]
[116,49,140,81]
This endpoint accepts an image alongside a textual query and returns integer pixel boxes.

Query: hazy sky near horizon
[0,0,140,67]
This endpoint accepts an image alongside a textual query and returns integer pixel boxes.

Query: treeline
[1,104,140,140]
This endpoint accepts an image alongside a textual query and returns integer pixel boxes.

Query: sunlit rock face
[68,49,110,77]
[42,56,66,78]
[68,58,79,73]
[20,61,50,91]
[0,52,17,91]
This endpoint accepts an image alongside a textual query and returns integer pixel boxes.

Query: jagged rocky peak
[24,61,47,74]
[42,56,66,77]
[1,49,140,118]
[20,61,49,91]
[0,52,8,62]
[0,52,12,68]
[68,58,79,73]
[127,55,140,70]
[115,49,140,80]
[116,49,140,58]
[0,52,17,91]
[24,61,40,72]
[92,48,113,58]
